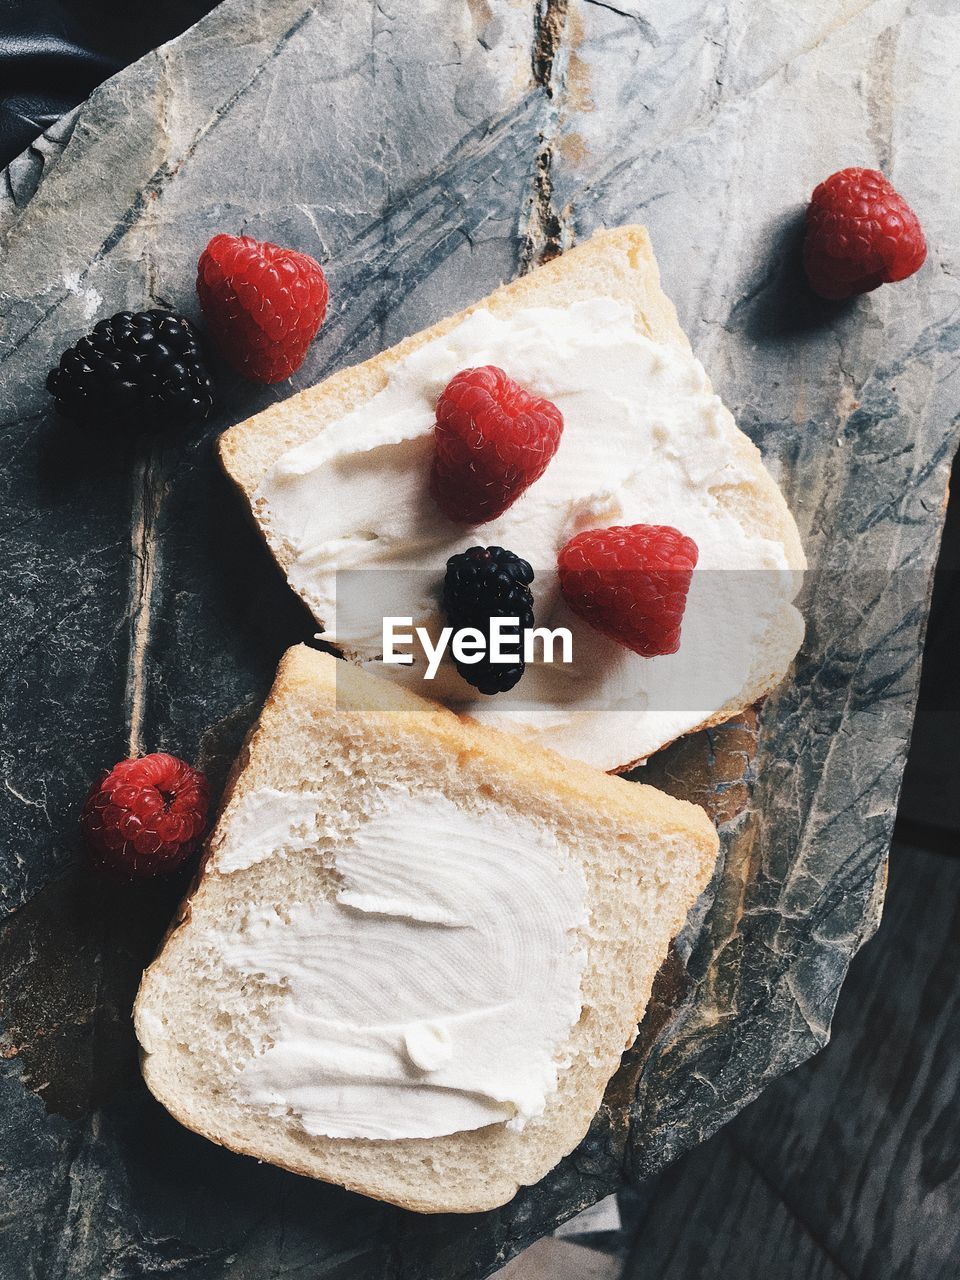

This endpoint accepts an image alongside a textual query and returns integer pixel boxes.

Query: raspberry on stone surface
[197,233,328,383]
[803,167,927,301]
[80,752,209,879]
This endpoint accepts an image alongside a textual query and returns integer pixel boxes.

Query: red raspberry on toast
[430,365,563,524]
[803,168,926,301]
[81,752,209,879]
[558,523,699,657]
[197,233,328,383]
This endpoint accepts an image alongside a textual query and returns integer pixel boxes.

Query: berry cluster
[48,234,329,430]
[429,359,703,683]
[428,363,704,686]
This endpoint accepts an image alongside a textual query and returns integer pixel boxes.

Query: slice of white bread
[134,645,719,1213]
[218,226,806,773]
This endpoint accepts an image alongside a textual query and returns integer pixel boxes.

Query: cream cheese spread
[211,788,588,1140]
[212,788,330,874]
[254,298,801,769]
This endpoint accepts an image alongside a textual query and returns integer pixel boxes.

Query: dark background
[2,5,958,1276]
[0,1,214,167]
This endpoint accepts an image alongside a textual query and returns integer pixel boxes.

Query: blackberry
[441,546,535,695]
[46,309,214,429]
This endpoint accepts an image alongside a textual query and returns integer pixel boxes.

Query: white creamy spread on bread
[254,298,801,769]
[212,787,330,874]
[210,788,588,1140]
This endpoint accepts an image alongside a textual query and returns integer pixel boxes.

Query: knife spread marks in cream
[209,787,588,1141]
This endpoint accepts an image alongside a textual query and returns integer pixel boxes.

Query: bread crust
[217,226,805,772]
[135,646,719,1213]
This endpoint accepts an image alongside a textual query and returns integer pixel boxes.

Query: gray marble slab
[0,1,958,1276]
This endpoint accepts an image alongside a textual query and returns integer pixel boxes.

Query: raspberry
[46,310,214,429]
[196,233,328,383]
[441,546,535,694]
[558,524,698,658]
[430,366,563,524]
[803,168,927,301]
[80,752,209,879]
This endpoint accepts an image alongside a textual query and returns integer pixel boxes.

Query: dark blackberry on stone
[441,546,535,695]
[46,309,214,429]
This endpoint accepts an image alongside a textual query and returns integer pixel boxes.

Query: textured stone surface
[0,1,958,1276]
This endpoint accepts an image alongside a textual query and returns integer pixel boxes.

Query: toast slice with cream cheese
[134,645,718,1213]
[218,227,805,772]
